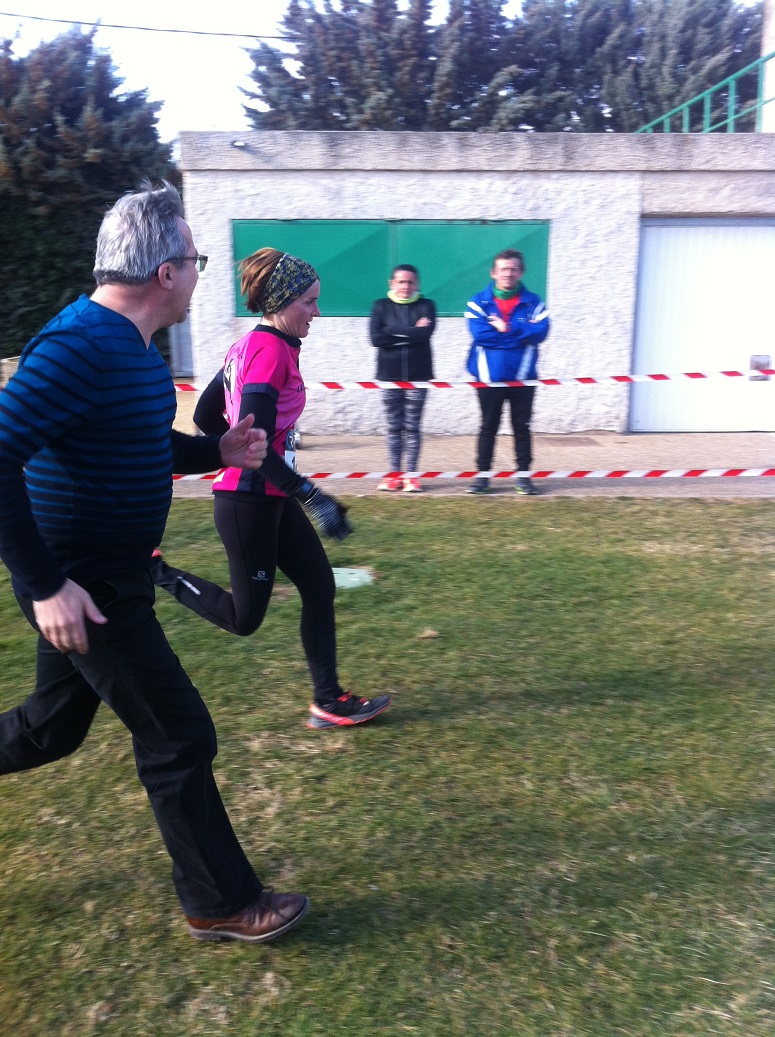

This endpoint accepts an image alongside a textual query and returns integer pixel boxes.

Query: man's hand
[33,579,107,655]
[219,414,269,470]
[415,317,432,328]
[488,315,509,333]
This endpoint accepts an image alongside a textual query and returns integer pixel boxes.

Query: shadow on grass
[4,788,772,942]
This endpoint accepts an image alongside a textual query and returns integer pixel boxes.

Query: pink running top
[213,327,305,496]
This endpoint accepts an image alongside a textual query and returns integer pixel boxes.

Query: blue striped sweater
[0,295,221,599]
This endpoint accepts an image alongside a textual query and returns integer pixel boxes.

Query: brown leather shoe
[186,889,310,943]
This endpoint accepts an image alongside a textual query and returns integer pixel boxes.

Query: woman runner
[153,248,391,730]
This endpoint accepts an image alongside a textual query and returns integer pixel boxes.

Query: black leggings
[154,493,341,704]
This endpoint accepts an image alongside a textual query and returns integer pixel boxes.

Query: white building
[178,132,775,434]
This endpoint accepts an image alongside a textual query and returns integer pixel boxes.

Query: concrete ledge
[181,131,775,174]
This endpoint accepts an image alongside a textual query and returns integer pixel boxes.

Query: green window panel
[232,220,550,317]
[394,222,549,310]
[232,221,388,317]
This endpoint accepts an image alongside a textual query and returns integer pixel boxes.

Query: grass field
[0,496,773,1037]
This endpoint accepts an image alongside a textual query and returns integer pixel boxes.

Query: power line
[0,11,290,41]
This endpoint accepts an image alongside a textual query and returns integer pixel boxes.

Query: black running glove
[296,481,353,541]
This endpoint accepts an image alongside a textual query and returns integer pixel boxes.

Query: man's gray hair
[93,180,187,285]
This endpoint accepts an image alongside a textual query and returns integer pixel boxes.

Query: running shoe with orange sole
[308,693,392,729]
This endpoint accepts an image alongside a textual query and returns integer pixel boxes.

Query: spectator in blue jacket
[465,249,549,495]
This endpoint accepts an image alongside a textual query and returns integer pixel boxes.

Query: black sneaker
[467,477,490,494]
[515,477,539,496]
[308,693,391,729]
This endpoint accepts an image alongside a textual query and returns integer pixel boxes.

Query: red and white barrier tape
[174,370,774,393]
[173,467,775,483]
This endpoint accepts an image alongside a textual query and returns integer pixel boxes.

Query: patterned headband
[259,253,319,314]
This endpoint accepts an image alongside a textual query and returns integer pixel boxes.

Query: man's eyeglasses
[159,254,208,273]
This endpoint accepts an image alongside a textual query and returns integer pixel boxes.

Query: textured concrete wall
[763,0,775,133]
[179,133,775,435]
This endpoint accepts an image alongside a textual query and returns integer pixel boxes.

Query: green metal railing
[637,50,775,132]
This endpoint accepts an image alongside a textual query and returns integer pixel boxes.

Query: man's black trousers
[475,385,536,472]
[0,571,262,918]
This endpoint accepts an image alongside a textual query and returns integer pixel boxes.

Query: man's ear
[157,261,175,290]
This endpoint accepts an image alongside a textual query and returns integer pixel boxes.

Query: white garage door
[630,219,775,432]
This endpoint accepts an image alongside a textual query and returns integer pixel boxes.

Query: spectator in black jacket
[369,265,436,493]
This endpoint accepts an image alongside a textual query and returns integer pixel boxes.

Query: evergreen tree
[428,0,513,129]
[508,0,763,131]
[245,0,437,129]
[619,0,764,130]
[244,0,763,133]
[0,30,174,357]
[394,0,436,127]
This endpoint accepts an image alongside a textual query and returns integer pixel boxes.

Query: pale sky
[0,1,520,143]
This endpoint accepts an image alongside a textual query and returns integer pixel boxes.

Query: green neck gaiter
[388,290,421,305]
[492,284,521,300]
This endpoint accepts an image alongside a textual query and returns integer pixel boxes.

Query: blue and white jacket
[465,283,549,382]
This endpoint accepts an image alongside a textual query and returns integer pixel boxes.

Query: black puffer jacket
[369,296,436,381]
